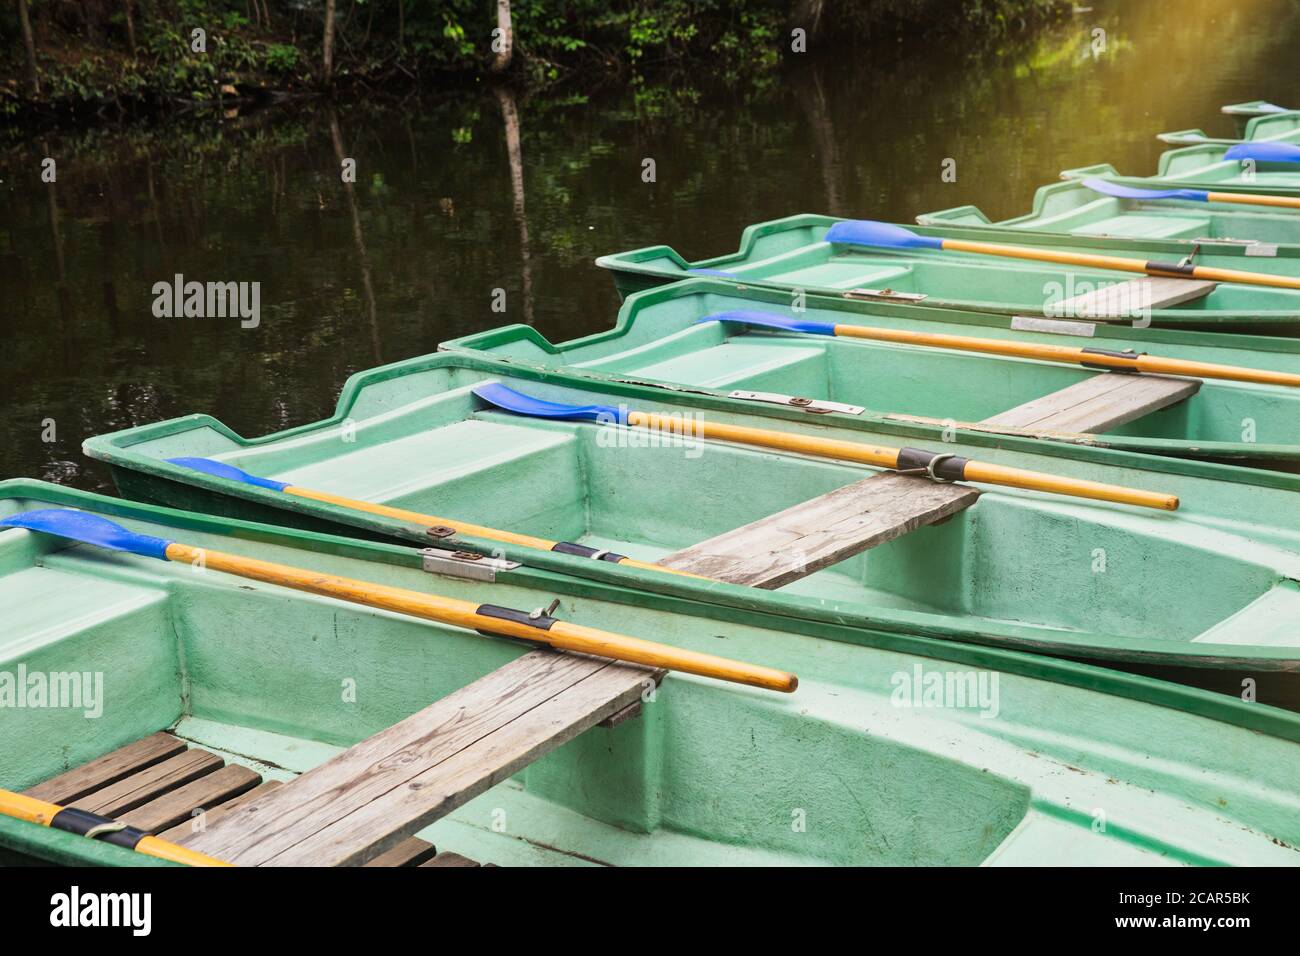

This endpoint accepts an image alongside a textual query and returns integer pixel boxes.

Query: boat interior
[82,363,1300,664]
[469,302,1300,450]
[2,487,1297,866]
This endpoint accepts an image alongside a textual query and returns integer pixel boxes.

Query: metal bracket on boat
[476,602,558,633]
[1010,315,1097,337]
[421,548,521,582]
[1080,347,1145,373]
[843,288,929,303]
[1176,243,1202,270]
[727,390,865,416]
[551,541,627,562]
[1244,243,1280,257]
[893,447,970,483]
[1193,237,1279,257]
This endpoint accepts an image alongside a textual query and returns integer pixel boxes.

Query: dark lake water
[3,0,1299,491]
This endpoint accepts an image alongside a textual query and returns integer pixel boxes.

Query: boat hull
[444,279,1300,467]
[920,179,1300,251]
[2,481,1299,867]
[81,351,1300,675]
[596,214,1300,332]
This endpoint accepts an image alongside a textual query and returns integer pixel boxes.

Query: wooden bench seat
[182,651,661,866]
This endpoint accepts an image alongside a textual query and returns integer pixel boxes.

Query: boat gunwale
[75,350,1300,673]
[5,476,1300,735]
[917,178,1300,252]
[440,278,1300,462]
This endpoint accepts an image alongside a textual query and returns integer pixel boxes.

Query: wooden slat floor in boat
[183,649,661,866]
[19,732,488,867]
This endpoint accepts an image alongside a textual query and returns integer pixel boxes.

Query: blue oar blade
[697,310,837,336]
[1225,142,1300,164]
[472,383,628,425]
[0,509,173,560]
[167,457,289,491]
[1081,177,1208,202]
[823,220,944,251]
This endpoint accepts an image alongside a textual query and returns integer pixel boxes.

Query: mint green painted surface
[81,350,1300,675]
[1158,110,1300,147]
[444,279,1300,465]
[1062,143,1300,197]
[1222,100,1293,118]
[921,179,1300,251]
[594,214,1300,331]
[2,481,1298,867]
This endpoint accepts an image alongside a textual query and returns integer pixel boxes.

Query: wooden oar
[472,384,1179,511]
[824,220,1300,290]
[0,510,797,693]
[0,788,230,867]
[1082,175,1300,211]
[701,310,1300,388]
[167,457,699,579]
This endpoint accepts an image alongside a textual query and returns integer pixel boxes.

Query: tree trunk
[489,0,513,73]
[494,86,533,325]
[122,0,137,55]
[322,0,337,81]
[16,0,40,94]
[397,0,404,49]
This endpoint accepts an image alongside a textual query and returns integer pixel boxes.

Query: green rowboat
[1159,110,1300,147]
[920,178,1300,249]
[82,351,1300,676]
[442,279,1300,467]
[1222,100,1293,118]
[2,481,1299,866]
[1062,143,1300,198]
[595,215,1300,331]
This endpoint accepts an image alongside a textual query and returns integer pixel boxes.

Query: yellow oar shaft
[285,486,699,578]
[0,789,231,867]
[1181,263,1300,290]
[940,238,1300,291]
[625,412,1178,511]
[827,324,1300,388]
[287,486,556,550]
[942,237,1152,274]
[1206,190,1300,209]
[164,543,797,692]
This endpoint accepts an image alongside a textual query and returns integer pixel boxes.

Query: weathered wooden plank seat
[981,372,1200,434]
[1048,277,1217,319]
[159,780,282,844]
[658,472,979,588]
[183,650,662,866]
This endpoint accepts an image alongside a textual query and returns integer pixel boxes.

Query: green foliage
[264,43,301,75]
[0,0,1068,119]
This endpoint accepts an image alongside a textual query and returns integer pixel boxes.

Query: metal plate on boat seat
[727,390,865,415]
[421,548,520,581]
[1010,316,1098,337]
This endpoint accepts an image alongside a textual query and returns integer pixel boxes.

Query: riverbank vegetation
[2,0,1069,122]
